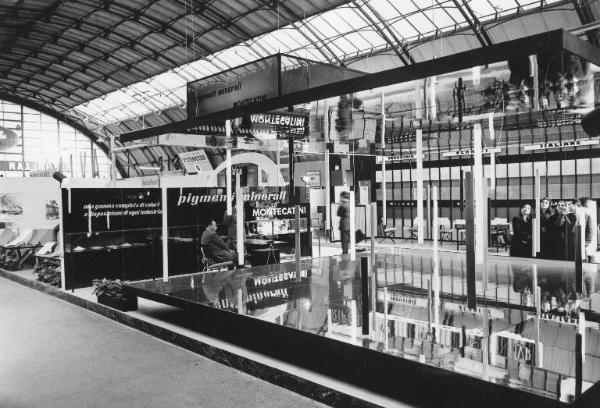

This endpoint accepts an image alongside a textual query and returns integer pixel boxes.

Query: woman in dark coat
[510,203,532,258]
[539,197,552,258]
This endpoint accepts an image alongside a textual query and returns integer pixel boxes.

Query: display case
[64,227,162,289]
[125,250,600,407]
[61,187,163,289]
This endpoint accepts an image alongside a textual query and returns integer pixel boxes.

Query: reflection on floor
[124,251,600,404]
[0,276,329,408]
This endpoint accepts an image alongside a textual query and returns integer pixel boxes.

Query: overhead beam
[119,30,598,143]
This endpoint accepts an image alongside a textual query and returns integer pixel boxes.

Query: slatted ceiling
[0,0,350,120]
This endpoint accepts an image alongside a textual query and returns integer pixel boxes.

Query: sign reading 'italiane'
[523,139,599,151]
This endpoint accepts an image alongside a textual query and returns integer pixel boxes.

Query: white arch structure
[208,152,286,187]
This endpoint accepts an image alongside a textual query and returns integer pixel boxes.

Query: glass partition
[126,251,600,402]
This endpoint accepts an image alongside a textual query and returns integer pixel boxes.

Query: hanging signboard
[187,57,279,118]
[159,133,209,147]
[177,149,213,175]
[523,138,598,151]
[376,153,424,163]
[30,169,55,177]
[249,112,309,138]
[303,170,321,187]
[0,161,33,171]
[442,147,501,157]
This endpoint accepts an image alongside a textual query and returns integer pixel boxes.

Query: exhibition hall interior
[3,1,600,407]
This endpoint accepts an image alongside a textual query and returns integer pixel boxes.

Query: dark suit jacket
[510,215,532,257]
[201,229,231,262]
[337,203,350,231]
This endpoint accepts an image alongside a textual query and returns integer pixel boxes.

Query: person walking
[337,191,351,255]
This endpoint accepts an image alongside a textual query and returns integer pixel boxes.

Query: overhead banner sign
[159,133,209,147]
[187,58,279,118]
[178,149,213,175]
[30,169,55,177]
[249,113,308,138]
[523,138,598,151]
[442,147,501,157]
[376,153,424,163]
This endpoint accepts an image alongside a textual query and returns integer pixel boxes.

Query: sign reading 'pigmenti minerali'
[187,58,278,118]
[523,138,599,151]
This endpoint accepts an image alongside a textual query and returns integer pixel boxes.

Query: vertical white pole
[58,186,66,290]
[349,190,356,261]
[325,149,331,237]
[534,169,541,257]
[226,144,232,216]
[236,187,244,267]
[473,124,484,265]
[371,202,377,267]
[472,66,481,86]
[161,186,169,282]
[381,90,387,229]
[383,287,389,350]
[414,81,422,120]
[237,288,243,315]
[110,134,116,180]
[381,89,386,150]
[481,307,489,380]
[433,186,440,333]
[429,76,437,120]
[416,129,424,244]
[382,158,387,226]
[326,308,332,335]
[488,113,496,191]
[350,299,357,343]
[578,311,586,362]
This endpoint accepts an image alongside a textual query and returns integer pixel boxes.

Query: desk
[249,248,280,265]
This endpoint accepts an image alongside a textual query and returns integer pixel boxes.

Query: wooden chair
[454,219,466,250]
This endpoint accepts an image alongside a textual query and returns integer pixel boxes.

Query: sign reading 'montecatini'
[442,147,502,157]
[523,139,599,151]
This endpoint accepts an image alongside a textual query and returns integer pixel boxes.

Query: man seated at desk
[201,220,237,264]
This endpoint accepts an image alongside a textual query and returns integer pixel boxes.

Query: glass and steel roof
[69,0,575,127]
[1,0,598,176]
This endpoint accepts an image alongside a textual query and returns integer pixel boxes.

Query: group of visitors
[510,198,593,260]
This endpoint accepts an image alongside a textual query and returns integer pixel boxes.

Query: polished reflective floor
[126,250,600,403]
